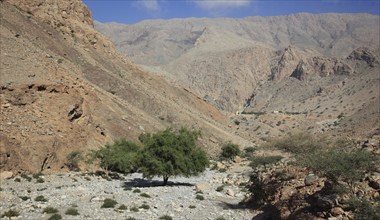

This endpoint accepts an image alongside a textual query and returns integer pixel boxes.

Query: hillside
[0,0,247,173]
[96,14,380,141]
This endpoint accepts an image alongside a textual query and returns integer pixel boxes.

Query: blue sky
[83,0,380,24]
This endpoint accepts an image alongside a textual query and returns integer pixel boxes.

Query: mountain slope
[96,13,380,141]
[0,0,246,173]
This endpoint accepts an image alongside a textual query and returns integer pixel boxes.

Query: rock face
[0,0,247,173]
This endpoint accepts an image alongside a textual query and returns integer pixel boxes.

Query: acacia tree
[138,128,209,185]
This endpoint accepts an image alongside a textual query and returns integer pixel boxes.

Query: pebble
[0,169,252,220]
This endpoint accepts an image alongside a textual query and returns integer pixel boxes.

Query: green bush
[220,142,241,160]
[195,195,205,200]
[19,196,30,201]
[216,217,226,220]
[189,205,196,209]
[101,198,118,208]
[42,207,59,214]
[126,217,136,220]
[33,172,43,179]
[133,189,141,193]
[271,133,323,154]
[92,139,141,173]
[66,150,82,171]
[299,148,377,184]
[348,198,380,220]
[1,209,19,218]
[117,204,128,210]
[159,215,173,220]
[140,193,151,198]
[48,213,62,220]
[35,195,47,202]
[130,206,139,212]
[36,177,45,183]
[250,155,283,168]
[21,174,32,182]
[65,208,79,216]
[139,128,209,185]
[139,204,150,209]
[216,185,224,192]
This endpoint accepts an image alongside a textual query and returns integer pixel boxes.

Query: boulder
[195,182,212,192]
[0,171,13,180]
[226,188,235,197]
[304,174,319,186]
[330,207,344,216]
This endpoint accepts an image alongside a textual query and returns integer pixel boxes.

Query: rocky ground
[0,160,257,220]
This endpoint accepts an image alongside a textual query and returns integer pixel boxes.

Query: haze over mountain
[96,14,380,141]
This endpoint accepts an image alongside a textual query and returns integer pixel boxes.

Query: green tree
[138,128,209,185]
[93,139,140,173]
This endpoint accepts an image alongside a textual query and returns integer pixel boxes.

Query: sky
[82,0,380,24]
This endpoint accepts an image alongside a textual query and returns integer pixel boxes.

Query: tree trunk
[163,176,169,186]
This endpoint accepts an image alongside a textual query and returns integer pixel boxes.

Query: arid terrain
[1,0,379,219]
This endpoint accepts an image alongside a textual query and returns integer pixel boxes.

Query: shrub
[35,195,47,202]
[101,198,118,208]
[126,217,136,220]
[159,215,173,220]
[139,204,150,209]
[48,213,62,220]
[348,198,380,220]
[21,174,32,182]
[65,208,79,216]
[33,172,43,179]
[117,204,128,210]
[140,193,151,198]
[189,205,196,209]
[20,196,30,201]
[270,133,323,154]
[250,155,283,168]
[133,189,141,193]
[220,142,241,160]
[195,195,205,200]
[92,139,141,173]
[42,207,59,214]
[130,206,139,212]
[216,217,226,220]
[14,178,21,182]
[243,147,256,158]
[66,150,82,171]
[1,209,19,218]
[36,177,45,183]
[298,148,377,185]
[216,186,224,192]
[139,128,209,185]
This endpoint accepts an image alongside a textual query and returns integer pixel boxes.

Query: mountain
[96,13,380,141]
[0,0,247,173]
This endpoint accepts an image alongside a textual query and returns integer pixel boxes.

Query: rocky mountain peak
[347,47,379,67]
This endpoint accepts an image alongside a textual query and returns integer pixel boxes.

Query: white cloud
[194,0,251,10]
[138,0,160,12]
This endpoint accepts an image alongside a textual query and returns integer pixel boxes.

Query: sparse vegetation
[35,195,47,202]
[48,213,62,220]
[1,209,20,218]
[216,185,224,192]
[139,204,150,210]
[42,207,59,214]
[130,206,139,212]
[65,208,79,216]
[220,142,241,160]
[66,150,82,171]
[140,192,151,198]
[19,196,30,201]
[101,198,118,208]
[21,174,32,182]
[159,215,173,220]
[133,189,141,193]
[189,205,196,209]
[117,204,128,210]
[195,194,205,200]
[250,155,283,168]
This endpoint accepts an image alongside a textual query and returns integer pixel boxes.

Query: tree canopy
[138,128,209,185]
